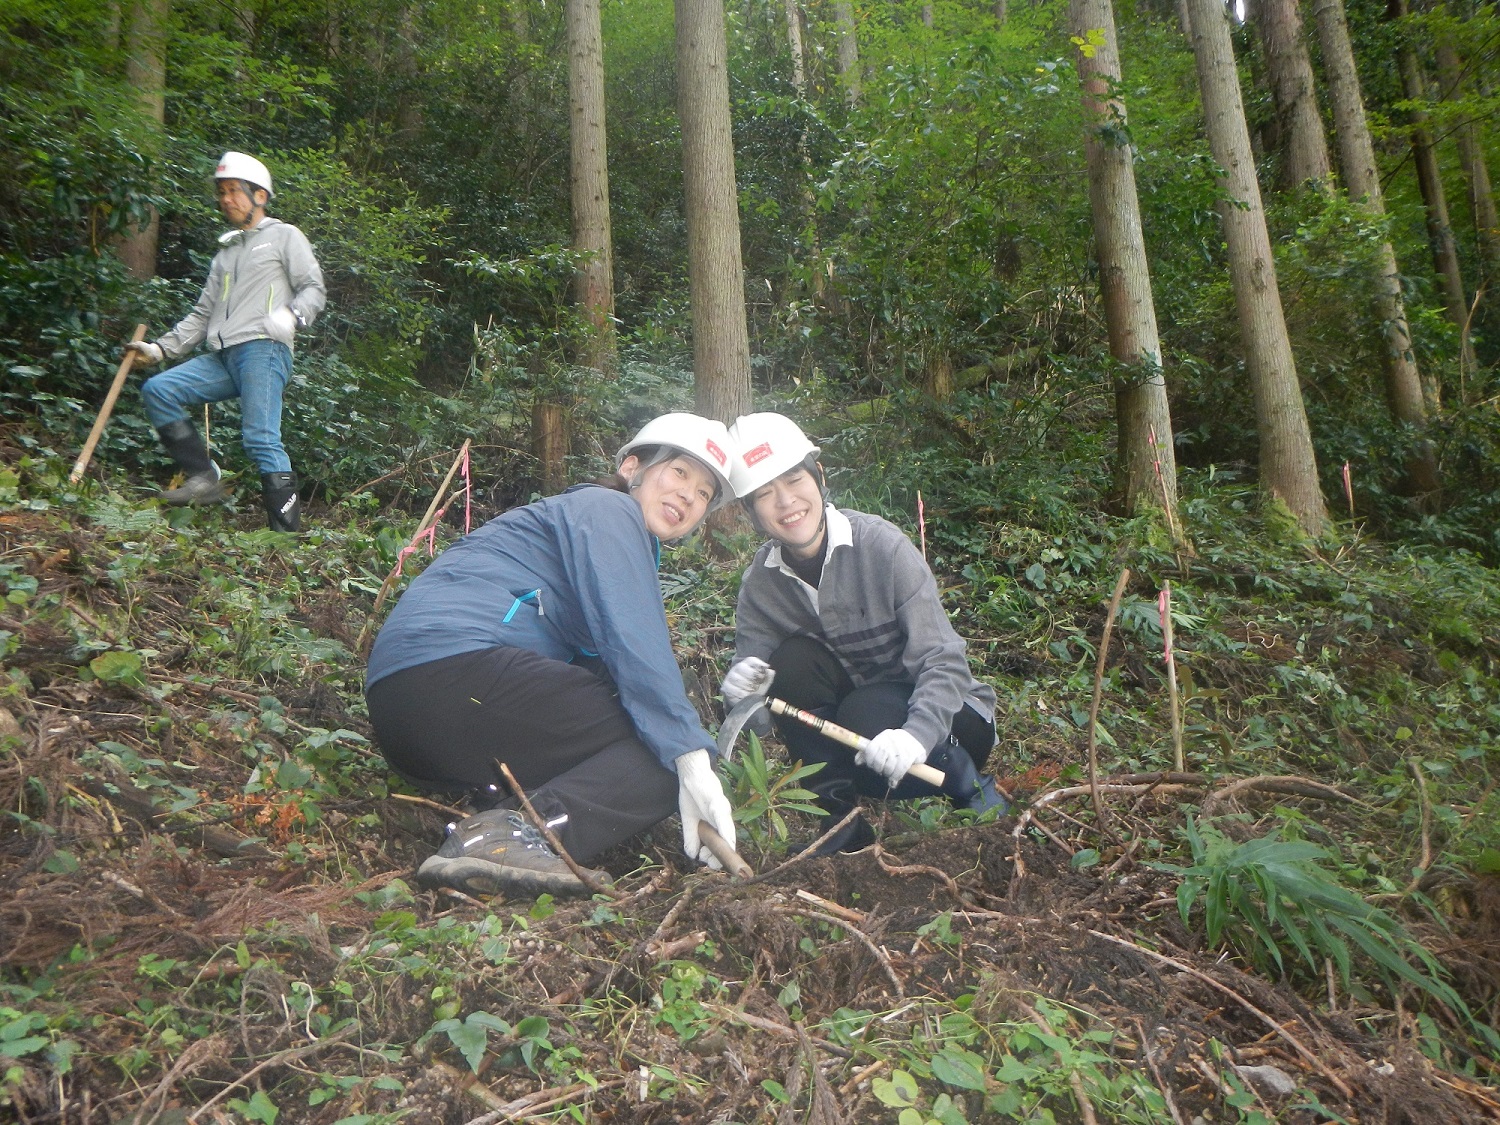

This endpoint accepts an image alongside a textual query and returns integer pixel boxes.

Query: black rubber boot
[931,738,1009,815]
[156,420,224,505]
[803,779,877,857]
[261,471,300,532]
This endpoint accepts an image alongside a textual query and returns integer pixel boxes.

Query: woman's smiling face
[621,453,718,539]
[750,465,825,559]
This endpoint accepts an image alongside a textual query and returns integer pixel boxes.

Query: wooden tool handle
[70,324,148,484]
[767,697,947,787]
[698,821,753,879]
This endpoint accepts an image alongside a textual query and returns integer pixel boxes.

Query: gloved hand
[268,306,298,338]
[674,748,736,870]
[721,656,773,706]
[125,340,164,365]
[855,728,928,787]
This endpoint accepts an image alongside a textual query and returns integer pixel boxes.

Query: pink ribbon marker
[917,490,927,559]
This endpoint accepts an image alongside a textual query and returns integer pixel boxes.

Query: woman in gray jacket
[721,413,1006,855]
[127,152,326,531]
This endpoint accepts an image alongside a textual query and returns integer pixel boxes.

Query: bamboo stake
[1087,569,1130,831]
[1161,581,1185,771]
[69,324,147,483]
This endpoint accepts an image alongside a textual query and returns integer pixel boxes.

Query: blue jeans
[141,340,293,473]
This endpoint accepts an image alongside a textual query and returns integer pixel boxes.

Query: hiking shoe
[161,469,225,506]
[416,809,608,897]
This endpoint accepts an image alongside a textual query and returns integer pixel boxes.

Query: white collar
[764,504,850,576]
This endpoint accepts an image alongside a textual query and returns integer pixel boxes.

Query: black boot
[156,420,224,505]
[261,471,300,532]
[931,738,1009,815]
[803,778,877,857]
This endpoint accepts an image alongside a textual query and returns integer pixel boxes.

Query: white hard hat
[616,413,736,510]
[726,413,820,498]
[215,151,274,198]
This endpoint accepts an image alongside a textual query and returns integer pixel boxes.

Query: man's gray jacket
[155,217,326,359]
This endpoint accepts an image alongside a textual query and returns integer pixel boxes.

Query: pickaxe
[716,672,946,788]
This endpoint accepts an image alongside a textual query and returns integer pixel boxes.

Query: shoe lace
[507,814,557,855]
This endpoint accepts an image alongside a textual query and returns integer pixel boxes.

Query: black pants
[767,635,995,804]
[366,647,678,863]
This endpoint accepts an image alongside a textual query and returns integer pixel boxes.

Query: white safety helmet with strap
[726,413,821,498]
[616,413,736,512]
[215,151,275,199]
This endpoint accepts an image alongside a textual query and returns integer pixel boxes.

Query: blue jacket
[366,484,714,767]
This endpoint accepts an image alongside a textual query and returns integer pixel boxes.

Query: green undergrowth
[3,428,1500,1121]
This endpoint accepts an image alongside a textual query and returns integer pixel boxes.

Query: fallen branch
[499,762,623,900]
[460,1074,630,1125]
[704,1003,853,1059]
[1087,929,1354,1100]
[778,905,905,1001]
[1201,774,1365,817]
[870,844,961,897]
[740,807,865,887]
[188,1023,359,1121]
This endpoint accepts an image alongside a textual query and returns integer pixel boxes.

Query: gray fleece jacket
[734,506,998,752]
[155,217,327,359]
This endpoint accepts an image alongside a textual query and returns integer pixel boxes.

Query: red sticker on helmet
[743,442,773,466]
[704,439,728,467]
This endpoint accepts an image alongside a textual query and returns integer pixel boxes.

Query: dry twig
[1088,930,1354,1099]
[499,762,623,900]
[1087,568,1130,834]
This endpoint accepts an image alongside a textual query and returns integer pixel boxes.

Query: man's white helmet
[616,413,735,510]
[215,151,275,198]
[727,413,820,498]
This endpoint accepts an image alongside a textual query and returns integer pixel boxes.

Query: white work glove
[268,306,298,338]
[125,340,164,365]
[721,657,773,706]
[674,748,736,870]
[855,728,928,788]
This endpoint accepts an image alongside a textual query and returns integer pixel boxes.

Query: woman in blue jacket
[366,414,739,896]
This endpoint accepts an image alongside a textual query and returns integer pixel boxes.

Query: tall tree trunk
[675,0,752,423]
[1071,0,1183,527]
[568,0,617,374]
[1254,0,1333,188]
[532,401,570,495]
[1187,0,1329,535]
[993,0,1008,23]
[1311,0,1441,494]
[117,0,168,278]
[833,0,861,107]
[1435,33,1500,295]
[1389,0,1472,376]
[785,0,824,303]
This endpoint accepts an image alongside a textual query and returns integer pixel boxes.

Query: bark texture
[833,0,861,106]
[1435,33,1500,293]
[568,0,617,373]
[117,0,168,278]
[1255,0,1333,188]
[1070,0,1182,524]
[1187,0,1329,534]
[1389,0,1472,377]
[1311,0,1440,495]
[675,0,752,423]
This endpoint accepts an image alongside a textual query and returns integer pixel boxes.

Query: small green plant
[720,732,825,849]
[1157,818,1473,1020]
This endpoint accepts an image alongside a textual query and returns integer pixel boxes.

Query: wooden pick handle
[70,324,148,484]
[767,697,947,787]
[698,821,753,879]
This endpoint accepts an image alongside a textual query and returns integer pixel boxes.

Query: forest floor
[3,455,1500,1124]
